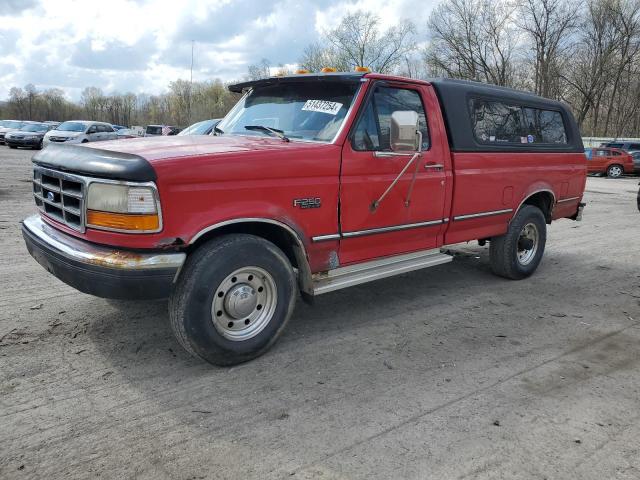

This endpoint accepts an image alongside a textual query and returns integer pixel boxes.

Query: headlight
[86,182,161,232]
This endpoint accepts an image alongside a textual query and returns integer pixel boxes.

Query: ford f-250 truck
[22,71,587,366]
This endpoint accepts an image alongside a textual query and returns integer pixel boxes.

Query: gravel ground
[1,146,639,480]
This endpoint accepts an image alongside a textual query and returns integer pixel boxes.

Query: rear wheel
[490,205,547,280]
[607,164,623,178]
[169,234,296,366]
[9,145,17,149]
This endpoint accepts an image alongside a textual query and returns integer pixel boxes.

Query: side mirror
[390,110,421,152]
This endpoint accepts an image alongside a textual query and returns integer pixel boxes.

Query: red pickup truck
[22,72,587,365]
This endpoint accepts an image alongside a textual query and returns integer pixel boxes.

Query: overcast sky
[0,0,436,101]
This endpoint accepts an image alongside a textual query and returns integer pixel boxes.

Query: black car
[5,122,54,150]
[601,141,640,153]
[630,151,640,173]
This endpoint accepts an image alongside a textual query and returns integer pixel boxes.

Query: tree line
[2,0,640,136]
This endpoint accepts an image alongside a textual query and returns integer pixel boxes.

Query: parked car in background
[631,151,640,173]
[584,147,634,177]
[0,120,25,144]
[115,128,139,139]
[43,121,117,146]
[600,141,640,153]
[43,121,61,129]
[145,125,180,136]
[111,124,126,131]
[5,122,54,150]
[178,118,221,136]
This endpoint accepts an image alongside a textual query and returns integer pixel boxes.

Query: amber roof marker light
[295,69,310,74]
[354,66,371,72]
[321,67,337,73]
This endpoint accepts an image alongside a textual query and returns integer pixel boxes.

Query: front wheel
[490,205,547,280]
[169,234,297,366]
[607,164,623,178]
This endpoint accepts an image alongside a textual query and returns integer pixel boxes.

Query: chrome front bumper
[22,215,186,299]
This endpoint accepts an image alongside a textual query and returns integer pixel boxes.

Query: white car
[43,121,118,146]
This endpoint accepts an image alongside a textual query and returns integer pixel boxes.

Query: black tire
[490,205,547,280]
[607,164,623,178]
[9,145,17,149]
[169,234,296,366]
[81,139,89,143]
[35,141,43,150]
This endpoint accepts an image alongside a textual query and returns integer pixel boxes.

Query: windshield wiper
[244,125,289,142]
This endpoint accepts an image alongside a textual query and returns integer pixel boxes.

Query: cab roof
[228,72,367,93]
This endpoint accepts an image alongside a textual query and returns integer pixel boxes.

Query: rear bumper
[22,215,186,299]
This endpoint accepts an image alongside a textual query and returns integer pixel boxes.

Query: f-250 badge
[293,197,321,209]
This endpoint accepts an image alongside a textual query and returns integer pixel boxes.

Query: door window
[352,86,429,152]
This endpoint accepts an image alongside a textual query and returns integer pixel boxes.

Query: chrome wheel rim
[609,166,622,177]
[517,222,539,266]
[211,266,277,341]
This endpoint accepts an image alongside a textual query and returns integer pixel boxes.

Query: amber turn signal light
[87,210,160,231]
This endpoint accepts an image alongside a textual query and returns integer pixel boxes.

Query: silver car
[43,120,118,146]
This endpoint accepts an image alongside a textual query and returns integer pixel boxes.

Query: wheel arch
[189,218,313,296]
[513,189,556,224]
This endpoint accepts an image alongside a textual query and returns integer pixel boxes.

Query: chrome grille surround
[33,166,86,232]
[32,166,163,234]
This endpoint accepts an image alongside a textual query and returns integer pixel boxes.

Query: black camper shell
[429,78,583,153]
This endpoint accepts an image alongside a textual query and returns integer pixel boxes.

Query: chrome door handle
[424,163,444,170]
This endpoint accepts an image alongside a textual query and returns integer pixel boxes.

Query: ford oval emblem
[47,191,55,202]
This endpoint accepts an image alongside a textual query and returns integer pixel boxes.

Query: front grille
[33,167,86,232]
[49,137,67,142]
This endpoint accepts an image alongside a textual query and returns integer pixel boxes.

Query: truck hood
[86,134,321,163]
[32,134,328,182]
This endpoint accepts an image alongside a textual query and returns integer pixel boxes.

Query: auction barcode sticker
[302,100,343,115]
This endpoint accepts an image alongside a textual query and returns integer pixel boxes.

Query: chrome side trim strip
[556,196,581,203]
[311,218,447,242]
[23,215,185,270]
[311,233,341,242]
[453,209,513,221]
[343,219,445,238]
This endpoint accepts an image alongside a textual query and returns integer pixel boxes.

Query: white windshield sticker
[302,100,343,115]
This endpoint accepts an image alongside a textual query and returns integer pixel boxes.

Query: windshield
[2,120,23,129]
[21,124,48,132]
[216,82,360,142]
[178,119,218,136]
[57,121,86,132]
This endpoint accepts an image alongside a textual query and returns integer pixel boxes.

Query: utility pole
[188,40,194,126]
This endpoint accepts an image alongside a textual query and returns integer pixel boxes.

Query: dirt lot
[1,146,639,480]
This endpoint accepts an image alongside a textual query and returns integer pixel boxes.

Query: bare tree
[517,0,577,98]
[299,11,415,73]
[246,58,272,80]
[426,0,520,86]
[327,11,416,72]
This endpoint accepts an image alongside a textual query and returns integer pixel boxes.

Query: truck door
[339,83,448,265]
